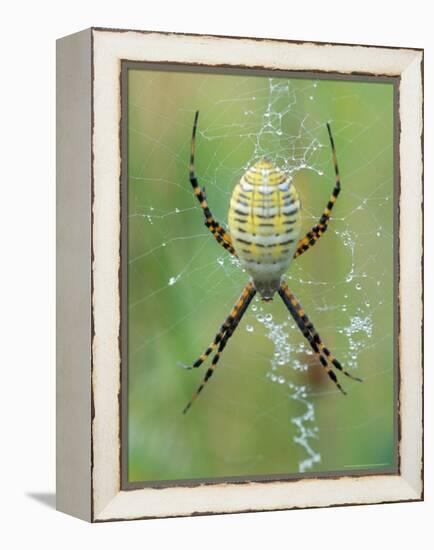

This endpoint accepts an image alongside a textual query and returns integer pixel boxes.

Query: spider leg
[282,286,361,383]
[294,123,341,259]
[179,281,255,371]
[189,111,237,256]
[278,282,362,394]
[182,330,231,414]
[278,283,346,394]
[182,281,256,413]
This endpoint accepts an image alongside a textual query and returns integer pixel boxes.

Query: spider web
[128,72,395,478]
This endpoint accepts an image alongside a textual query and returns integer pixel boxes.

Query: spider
[181,111,362,414]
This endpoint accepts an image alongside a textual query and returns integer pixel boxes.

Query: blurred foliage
[127,68,396,482]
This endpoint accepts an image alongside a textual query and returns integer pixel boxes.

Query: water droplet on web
[278,376,285,384]
[318,170,323,176]
[217,257,224,266]
[376,231,381,237]
[246,325,254,333]
[162,242,166,247]
[168,275,181,286]
[355,283,362,290]
[251,304,258,312]
[257,313,265,322]
[265,313,273,322]
[175,207,180,213]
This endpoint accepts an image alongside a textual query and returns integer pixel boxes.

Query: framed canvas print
[56,28,423,522]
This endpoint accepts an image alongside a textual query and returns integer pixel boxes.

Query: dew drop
[355,283,362,290]
[246,325,254,333]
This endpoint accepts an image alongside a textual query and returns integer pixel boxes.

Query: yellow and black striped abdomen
[228,159,302,300]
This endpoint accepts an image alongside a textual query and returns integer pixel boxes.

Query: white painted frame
[56,27,423,522]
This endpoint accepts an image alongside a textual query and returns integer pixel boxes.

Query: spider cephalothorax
[181,111,361,413]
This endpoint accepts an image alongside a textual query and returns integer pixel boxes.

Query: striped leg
[190,111,237,256]
[182,281,256,413]
[178,317,230,371]
[278,282,362,394]
[294,123,341,259]
[179,281,255,371]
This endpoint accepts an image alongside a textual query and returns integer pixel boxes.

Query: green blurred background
[126,67,396,483]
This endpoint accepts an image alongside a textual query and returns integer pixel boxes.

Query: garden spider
[182,111,362,413]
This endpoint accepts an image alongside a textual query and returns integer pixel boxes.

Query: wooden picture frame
[56,27,423,522]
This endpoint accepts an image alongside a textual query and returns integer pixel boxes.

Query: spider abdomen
[228,159,302,299]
